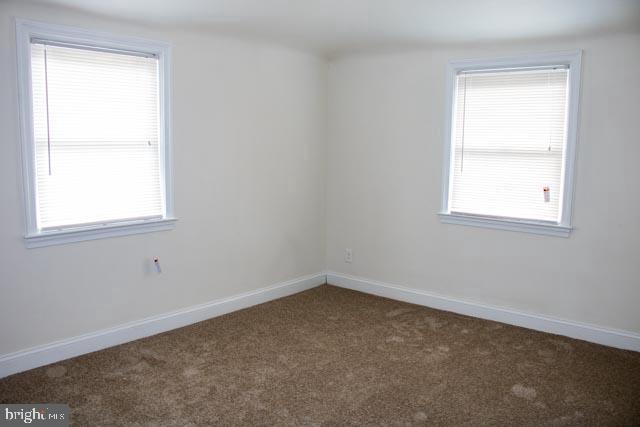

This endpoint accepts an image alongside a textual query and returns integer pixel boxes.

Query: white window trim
[439,50,582,238]
[15,19,176,248]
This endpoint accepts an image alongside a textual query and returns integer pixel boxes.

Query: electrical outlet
[345,248,353,263]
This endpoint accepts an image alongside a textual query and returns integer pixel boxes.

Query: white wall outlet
[345,248,353,263]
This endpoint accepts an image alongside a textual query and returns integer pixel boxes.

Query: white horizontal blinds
[31,42,163,229]
[450,67,569,222]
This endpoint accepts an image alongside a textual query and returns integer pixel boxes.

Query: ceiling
[26,0,640,55]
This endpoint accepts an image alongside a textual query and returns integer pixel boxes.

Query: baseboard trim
[3,271,637,378]
[326,271,640,352]
[0,272,326,378]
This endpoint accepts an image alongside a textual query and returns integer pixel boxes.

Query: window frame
[15,19,175,248]
[439,50,582,237]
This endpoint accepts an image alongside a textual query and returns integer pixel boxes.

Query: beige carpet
[1,285,639,425]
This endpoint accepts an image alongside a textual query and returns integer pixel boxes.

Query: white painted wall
[326,32,640,334]
[0,1,326,356]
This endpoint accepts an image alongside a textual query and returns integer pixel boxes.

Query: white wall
[326,32,640,334]
[0,1,326,356]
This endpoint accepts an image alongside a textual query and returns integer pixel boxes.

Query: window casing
[439,51,582,237]
[16,20,175,248]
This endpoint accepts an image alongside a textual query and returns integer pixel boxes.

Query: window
[439,51,582,237]
[16,20,175,247]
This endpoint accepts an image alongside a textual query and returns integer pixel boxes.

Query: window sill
[438,212,571,237]
[24,217,177,248]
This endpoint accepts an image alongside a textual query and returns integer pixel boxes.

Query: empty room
[1,0,639,424]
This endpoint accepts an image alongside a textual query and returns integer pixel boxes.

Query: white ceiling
[27,0,640,55]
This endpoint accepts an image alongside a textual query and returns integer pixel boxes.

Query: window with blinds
[448,66,570,223]
[30,41,164,230]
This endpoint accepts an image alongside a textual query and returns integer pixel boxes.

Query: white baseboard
[0,272,326,379]
[326,271,640,352]
[3,270,637,379]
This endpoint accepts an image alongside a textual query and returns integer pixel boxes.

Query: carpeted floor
[1,285,639,425]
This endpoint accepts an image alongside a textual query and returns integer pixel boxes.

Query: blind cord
[43,45,52,175]
[460,75,467,173]
[547,71,552,153]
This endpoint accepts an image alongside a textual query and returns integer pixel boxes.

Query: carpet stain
[413,411,428,421]
[551,339,574,352]
[182,367,200,378]
[423,316,442,331]
[386,308,415,317]
[45,365,66,378]
[511,384,538,400]
[1,285,639,425]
